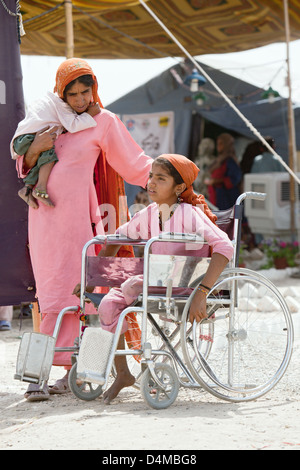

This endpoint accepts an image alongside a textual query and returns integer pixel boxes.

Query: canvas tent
[108,60,298,162]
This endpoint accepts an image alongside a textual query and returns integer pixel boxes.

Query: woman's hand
[23,126,59,170]
[189,290,208,323]
[72,284,94,298]
[72,283,81,298]
[33,126,58,152]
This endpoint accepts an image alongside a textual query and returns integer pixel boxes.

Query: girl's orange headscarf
[54,58,132,256]
[158,154,217,224]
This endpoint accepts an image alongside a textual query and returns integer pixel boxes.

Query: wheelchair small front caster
[140,363,179,409]
[68,362,104,401]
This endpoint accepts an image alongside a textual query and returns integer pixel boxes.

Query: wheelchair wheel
[140,363,179,409]
[180,268,294,402]
[68,362,104,401]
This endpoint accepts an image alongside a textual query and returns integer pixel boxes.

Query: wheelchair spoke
[180,268,293,402]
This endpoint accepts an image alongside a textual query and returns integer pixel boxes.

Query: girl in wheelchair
[74,153,234,403]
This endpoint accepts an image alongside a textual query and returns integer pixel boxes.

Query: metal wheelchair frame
[15,192,294,408]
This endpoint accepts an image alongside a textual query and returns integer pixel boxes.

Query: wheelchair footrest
[15,332,56,384]
[77,328,114,385]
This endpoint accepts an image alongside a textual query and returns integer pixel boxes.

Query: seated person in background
[193,137,215,198]
[240,140,262,177]
[205,133,242,210]
[251,137,284,173]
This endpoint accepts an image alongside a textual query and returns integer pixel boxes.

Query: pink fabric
[117,203,234,260]
[99,202,234,334]
[40,312,80,368]
[10,91,96,159]
[16,109,152,367]
[99,276,144,335]
[99,275,192,335]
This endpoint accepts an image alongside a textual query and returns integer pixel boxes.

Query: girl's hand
[189,290,208,323]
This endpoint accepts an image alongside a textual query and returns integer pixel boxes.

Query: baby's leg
[33,161,55,207]
[15,134,39,209]
[18,185,39,209]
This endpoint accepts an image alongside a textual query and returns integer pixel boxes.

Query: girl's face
[147,162,184,206]
[64,80,93,114]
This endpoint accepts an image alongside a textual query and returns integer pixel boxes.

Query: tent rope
[138,0,300,186]
[22,2,64,24]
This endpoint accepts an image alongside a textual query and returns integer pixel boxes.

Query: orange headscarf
[54,58,132,256]
[158,153,217,224]
[54,58,103,107]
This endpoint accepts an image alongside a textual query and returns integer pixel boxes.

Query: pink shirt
[117,202,234,260]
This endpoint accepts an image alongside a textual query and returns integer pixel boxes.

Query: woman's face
[64,80,93,114]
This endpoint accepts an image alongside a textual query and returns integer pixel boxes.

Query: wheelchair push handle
[236,191,266,205]
[246,191,266,201]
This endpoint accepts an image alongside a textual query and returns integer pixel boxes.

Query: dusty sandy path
[1,270,300,451]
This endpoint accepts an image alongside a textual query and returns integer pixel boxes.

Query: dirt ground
[1,269,300,451]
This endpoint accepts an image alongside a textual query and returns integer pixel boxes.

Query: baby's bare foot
[33,188,55,207]
[18,186,39,209]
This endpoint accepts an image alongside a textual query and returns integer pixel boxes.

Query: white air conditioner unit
[244,172,300,239]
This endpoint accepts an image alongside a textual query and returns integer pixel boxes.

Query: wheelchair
[15,192,294,409]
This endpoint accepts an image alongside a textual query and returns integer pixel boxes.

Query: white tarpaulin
[122,111,175,158]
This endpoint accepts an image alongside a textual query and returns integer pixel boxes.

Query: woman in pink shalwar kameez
[14,59,152,401]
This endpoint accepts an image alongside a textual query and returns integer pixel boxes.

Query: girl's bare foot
[33,188,55,207]
[18,186,39,209]
[103,372,135,404]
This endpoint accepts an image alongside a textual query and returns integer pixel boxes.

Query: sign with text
[122,111,175,158]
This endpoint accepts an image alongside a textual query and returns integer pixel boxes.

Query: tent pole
[283,0,298,241]
[65,0,74,59]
